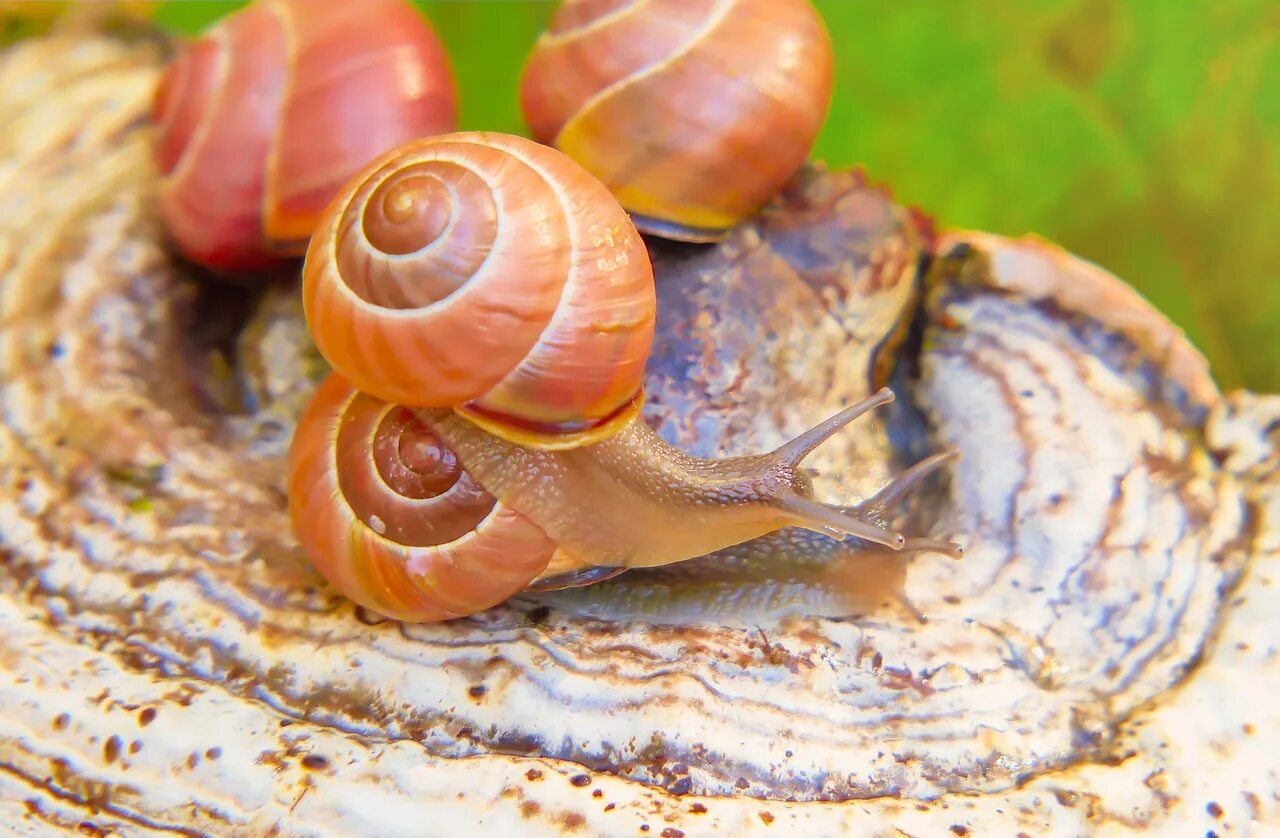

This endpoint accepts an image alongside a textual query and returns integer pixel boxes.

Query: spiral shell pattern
[152,0,457,270]
[520,0,834,240]
[287,373,557,622]
[302,131,656,448]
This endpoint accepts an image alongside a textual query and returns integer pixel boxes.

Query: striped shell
[287,373,557,622]
[301,131,657,449]
[8,33,1280,833]
[152,0,457,270]
[519,0,834,241]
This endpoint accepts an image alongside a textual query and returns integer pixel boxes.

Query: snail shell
[519,0,835,241]
[301,131,656,449]
[287,373,556,622]
[152,0,457,271]
[8,30,1277,831]
[295,133,957,623]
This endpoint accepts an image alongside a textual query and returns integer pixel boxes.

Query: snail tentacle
[291,131,961,622]
[415,383,945,571]
[900,538,964,559]
[856,449,962,521]
[839,449,965,558]
[771,388,896,467]
[774,496,907,550]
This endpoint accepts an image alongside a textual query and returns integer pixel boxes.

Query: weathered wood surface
[1,32,1278,836]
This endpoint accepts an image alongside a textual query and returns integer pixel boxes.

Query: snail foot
[524,565,629,593]
[901,538,965,560]
[630,212,728,244]
[855,448,964,559]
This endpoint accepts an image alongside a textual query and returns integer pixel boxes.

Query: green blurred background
[4,1,1278,391]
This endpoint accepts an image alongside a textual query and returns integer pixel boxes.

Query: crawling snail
[151,0,457,271]
[288,132,959,622]
[519,0,834,242]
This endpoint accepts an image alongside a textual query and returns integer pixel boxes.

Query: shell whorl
[519,0,835,240]
[152,0,458,270]
[287,374,557,622]
[302,131,657,449]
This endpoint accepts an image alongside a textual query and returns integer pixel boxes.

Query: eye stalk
[289,132,960,623]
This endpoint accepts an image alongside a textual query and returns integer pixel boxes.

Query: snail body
[519,0,834,242]
[420,389,920,568]
[289,132,957,622]
[152,0,457,271]
[291,377,931,620]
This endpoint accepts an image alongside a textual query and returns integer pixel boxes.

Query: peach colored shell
[152,0,457,270]
[287,373,556,622]
[301,131,657,449]
[519,0,834,240]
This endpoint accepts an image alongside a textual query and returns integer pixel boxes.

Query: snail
[151,0,457,272]
[9,32,1275,829]
[519,0,835,243]
[289,131,958,622]
[287,373,560,622]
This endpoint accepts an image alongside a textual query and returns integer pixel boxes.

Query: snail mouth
[451,389,645,451]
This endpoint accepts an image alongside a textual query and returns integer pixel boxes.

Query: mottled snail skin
[152,0,457,271]
[532,170,962,610]
[293,131,958,621]
[291,384,946,620]
[419,391,960,572]
[519,0,834,241]
[288,373,556,622]
[302,131,655,449]
[533,455,963,625]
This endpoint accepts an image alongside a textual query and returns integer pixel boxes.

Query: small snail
[519,0,835,242]
[290,132,956,622]
[151,0,457,271]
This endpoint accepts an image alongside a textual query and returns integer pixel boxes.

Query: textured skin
[1,31,1279,835]
[426,404,827,570]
